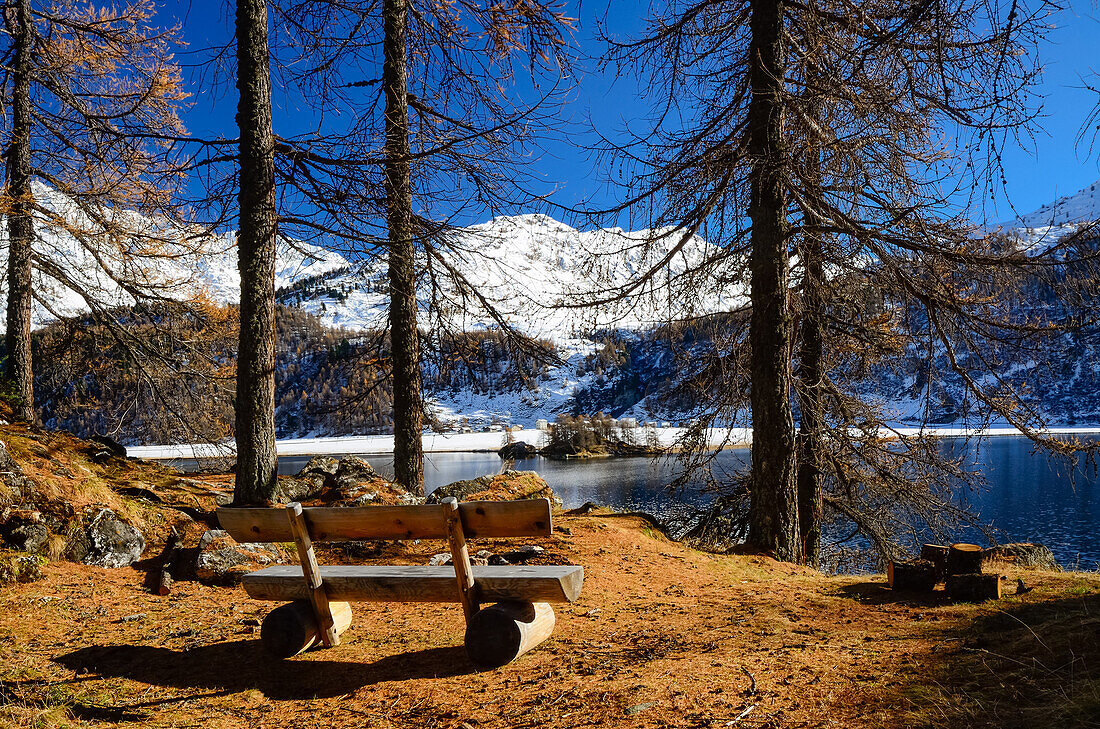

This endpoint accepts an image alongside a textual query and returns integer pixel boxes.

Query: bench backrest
[217,498,552,544]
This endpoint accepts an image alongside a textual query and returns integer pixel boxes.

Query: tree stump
[146,527,182,596]
[887,559,938,592]
[464,601,555,669]
[947,543,984,576]
[260,600,353,658]
[920,544,949,582]
[946,573,1002,602]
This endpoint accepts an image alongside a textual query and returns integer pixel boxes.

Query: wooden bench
[216,497,583,668]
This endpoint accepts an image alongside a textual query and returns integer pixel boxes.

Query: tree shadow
[55,640,475,700]
[891,589,1100,728]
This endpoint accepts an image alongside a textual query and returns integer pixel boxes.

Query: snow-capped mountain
[272,214,738,341]
[1003,178,1100,242]
[0,184,348,330]
[2,188,736,342]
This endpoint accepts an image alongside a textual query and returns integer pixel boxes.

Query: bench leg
[464,602,555,669]
[260,600,353,658]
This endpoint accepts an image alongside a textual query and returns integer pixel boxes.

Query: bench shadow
[55,640,475,700]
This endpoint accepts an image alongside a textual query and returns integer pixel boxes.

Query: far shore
[125,424,1100,461]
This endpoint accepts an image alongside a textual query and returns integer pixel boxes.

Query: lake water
[193,436,1100,570]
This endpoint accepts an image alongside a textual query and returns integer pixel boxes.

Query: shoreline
[125,424,1100,461]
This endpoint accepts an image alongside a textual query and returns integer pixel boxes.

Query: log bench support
[218,497,581,666]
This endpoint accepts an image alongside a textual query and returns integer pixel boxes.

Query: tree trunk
[4,0,36,424]
[233,0,278,505]
[746,0,799,562]
[796,226,824,568]
[383,0,423,494]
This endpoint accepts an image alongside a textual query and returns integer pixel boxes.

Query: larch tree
[0,0,188,424]
[590,0,1085,565]
[232,0,279,504]
[382,0,421,492]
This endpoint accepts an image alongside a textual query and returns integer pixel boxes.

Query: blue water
[261,436,1100,569]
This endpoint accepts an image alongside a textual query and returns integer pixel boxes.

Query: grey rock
[0,439,27,498]
[269,473,326,504]
[500,545,545,563]
[984,542,1061,571]
[194,530,281,585]
[297,456,340,478]
[84,509,145,568]
[428,553,452,566]
[426,476,491,504]
[198,529,228,549]
[335,456,377,481]
[195,547,252,583]
[90,435,127,458]
[7,523,49,553]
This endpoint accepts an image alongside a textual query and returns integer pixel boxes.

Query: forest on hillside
[29,305,556,445]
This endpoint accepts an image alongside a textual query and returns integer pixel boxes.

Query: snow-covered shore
[126,427,750,460]
[125,424,1100,461]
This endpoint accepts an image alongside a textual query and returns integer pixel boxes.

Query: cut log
[887,559,938,592]
[464,601,555,669]
[260,600,353,658]
[946,573,1002,602]
[920,544,949,582]
[947,543,984,576]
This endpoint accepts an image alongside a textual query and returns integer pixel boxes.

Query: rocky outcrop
[426,470,560,507]
[983,542,1060,571]
[194,529,284,585]
[270,456,423,507]
[269,472,327,505]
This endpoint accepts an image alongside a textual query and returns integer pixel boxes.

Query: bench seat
[242,564,584,604]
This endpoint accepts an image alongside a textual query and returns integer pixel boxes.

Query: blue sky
[163,0,1100,228]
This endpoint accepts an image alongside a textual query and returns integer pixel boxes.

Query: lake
[192,436,1100,570]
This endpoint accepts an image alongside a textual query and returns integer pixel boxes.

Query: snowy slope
[0,184,358,331]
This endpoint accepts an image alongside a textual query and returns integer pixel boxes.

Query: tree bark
[4,0,36,424]
[746,0,799,562]
[383,0,423,494]
[795,151,826,565]
[233,0,278,504]
[796,228,824,567]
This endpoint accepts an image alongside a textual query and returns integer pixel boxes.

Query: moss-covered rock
[0,551,46,586]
